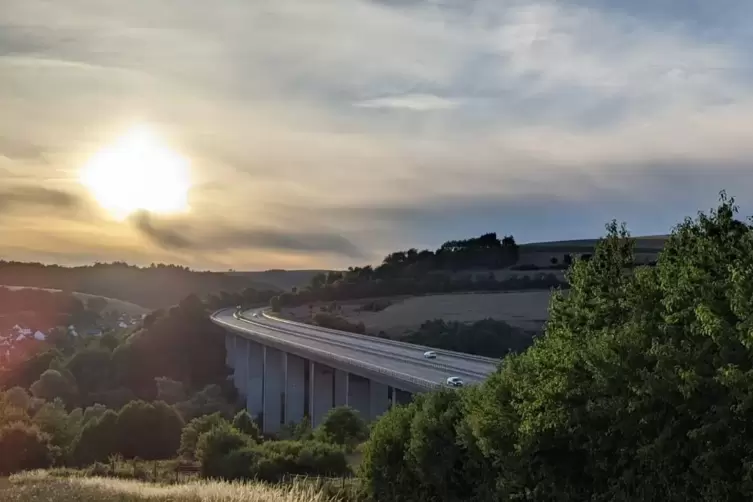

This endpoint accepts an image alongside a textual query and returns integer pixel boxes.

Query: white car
[446,376,464,387]
[252,312,259,318]
[423,351,437,359]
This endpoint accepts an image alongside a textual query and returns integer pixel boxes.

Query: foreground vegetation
[0,471,337,502]
[360,194,753,501]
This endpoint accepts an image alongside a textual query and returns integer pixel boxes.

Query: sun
[80,125,191,220]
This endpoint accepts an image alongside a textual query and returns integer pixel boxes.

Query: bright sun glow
[80,126,191,220]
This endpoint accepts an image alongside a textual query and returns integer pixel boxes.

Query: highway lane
[254,310,500,378]
[211,308,499,390]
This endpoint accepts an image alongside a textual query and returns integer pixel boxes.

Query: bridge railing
[259,309,501,366]
[218,310,441,392]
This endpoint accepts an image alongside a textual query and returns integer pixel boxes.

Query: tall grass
[2,471,343,502]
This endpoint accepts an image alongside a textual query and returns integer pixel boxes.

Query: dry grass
[1,471,340,502]
[1,285,148,316]
[284,290,553,335]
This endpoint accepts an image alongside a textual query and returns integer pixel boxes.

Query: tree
[360,401,422,501]
[155,377,187,404]
[179,412,229,459]
[30,370,78,406]
[72,409,119,466]
[64,348,112,396]
[463,195,753,501]
[196,423,252,478]
[270,296,281,312]
[4,386,31,411]
[0,422,53,474]
[115,400,184,460]
[315,406,368,450]
[32,399,81,455]
[232,410,260,441]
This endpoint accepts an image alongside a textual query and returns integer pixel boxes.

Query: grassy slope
[0,286,149,316]
[0,472,334,502]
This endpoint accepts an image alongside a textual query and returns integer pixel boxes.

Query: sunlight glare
[80,126,191,220]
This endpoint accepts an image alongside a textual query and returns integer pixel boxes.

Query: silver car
[423,350,437,359]
[446,376,464,387]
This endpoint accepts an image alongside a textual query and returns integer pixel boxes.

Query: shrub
[179,412,229,459]
[315,406,368,450]
[196,423,252,478]
[115,400,184,460]
[0,422,53,474]
[231,410,260,441]
[72,409,119,466]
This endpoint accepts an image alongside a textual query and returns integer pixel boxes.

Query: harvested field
[1,285,149,316]
[282,290,553,336]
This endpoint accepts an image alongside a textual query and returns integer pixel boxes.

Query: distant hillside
[517,235,667,268]
[228,269,331,292]
[0,261,280,310]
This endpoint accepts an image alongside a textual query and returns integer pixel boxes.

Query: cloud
[355,94,460,111]
[1,0,753,268]
[0,186,84,213]
[130,211,365,259]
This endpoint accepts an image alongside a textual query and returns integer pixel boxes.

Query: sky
[2,0,753,271]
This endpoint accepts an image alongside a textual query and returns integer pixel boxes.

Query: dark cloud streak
[131,211,365,258]
[0,186,84,213]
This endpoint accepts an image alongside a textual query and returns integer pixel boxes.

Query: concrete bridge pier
[262,346,284,434]
[233,337,248,395]
[284,353,306,426]
[369,381,390,421]
[246,338,264,419]
[309,361,335,428]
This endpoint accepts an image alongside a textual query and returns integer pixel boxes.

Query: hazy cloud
[131,211,365,259]
[0,186,84,213]
[355,94,460,111]
[1,0,753,268]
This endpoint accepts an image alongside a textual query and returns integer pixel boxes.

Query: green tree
[4,386,31,411]
[30,369,78,405]
[64,348,112,396]
[463,195,753,501]
[115,400,184,460]
[270,296,281,312]
[196,422,252,478]
[32,399,81,455]
[315,406,368,450]
[360,402,422,502]
[155,377,187,404]
[0,422,53,474]
[232,410,260,441]
[72,409,119,466]
[179,412,229,459]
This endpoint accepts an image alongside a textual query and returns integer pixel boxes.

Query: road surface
[211,308,500,392]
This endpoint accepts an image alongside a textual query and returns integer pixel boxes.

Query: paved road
[211,308,500,391]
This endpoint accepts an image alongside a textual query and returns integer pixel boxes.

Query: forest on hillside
[270,233,567,308]
[0,261,279,309]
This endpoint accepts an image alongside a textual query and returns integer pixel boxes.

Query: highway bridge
[211,308,500,434]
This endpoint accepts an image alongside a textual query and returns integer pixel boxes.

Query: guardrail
[260,309,501,366]
[215,309,441,392]
[237,311,489,379]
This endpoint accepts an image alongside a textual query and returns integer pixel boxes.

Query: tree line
[0,261,278,309]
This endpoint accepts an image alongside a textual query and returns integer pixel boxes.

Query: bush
[315,406,368,450]
[196,423,253,478]
[179,412,229,459]
[231,410,260,441]
[72,409,119,466]
[0,422,53,474]
[115,400,184,460]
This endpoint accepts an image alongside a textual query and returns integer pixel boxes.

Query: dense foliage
[0,261,278,309]
[267,233,566,308]
[402,318,532,358]
[361,195,753,502]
